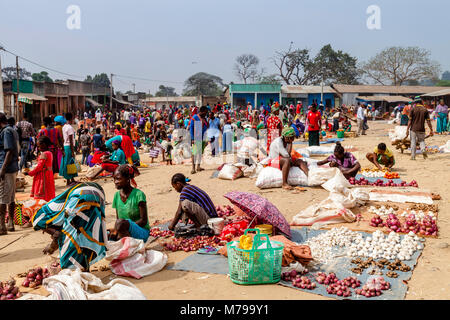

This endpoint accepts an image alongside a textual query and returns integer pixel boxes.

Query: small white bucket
[208,218,225,235]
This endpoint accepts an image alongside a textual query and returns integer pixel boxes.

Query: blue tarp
[167,227,424,300]
[294,138,344,145]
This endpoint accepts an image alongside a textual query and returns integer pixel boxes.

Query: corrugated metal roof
[332,84,448,94]
[356,95,413,103]
[86,97,102,107]
[282,85,335,94]
[18,93,47,101]
[421,88,450,97]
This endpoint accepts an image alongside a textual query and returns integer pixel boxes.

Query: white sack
[19,269,147,300]
[105,237,167,279]
[307,167,340,187]
[218,164,244,180]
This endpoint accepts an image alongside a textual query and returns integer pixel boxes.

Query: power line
[1,47,85,79]
[114,73,184,84]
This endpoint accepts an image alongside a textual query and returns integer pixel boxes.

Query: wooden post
[16,56,20,119]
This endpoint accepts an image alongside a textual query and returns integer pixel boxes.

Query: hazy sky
[1,0,449,94]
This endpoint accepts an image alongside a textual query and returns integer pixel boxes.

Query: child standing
[80,129,92,165]
[24,136,55,202]
[161,135,173,165]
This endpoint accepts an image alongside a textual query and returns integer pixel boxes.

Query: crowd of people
[0,95,444,271]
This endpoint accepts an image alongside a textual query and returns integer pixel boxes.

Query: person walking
[16,113,35,172]
[405,100,434,160]
[59,113,78,186]
[0,113,20,235]
[357,104,367,135]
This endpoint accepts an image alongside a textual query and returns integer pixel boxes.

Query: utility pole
[110,73,113,110]
[16,56,20,120]
[132,83,135,93]
[0,47,4,112]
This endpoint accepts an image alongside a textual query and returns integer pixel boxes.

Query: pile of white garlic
[368,205,395,217]
[306,227,361,264]
[400,209,436,221]
[346,230,424,261]
[361,171,385,178]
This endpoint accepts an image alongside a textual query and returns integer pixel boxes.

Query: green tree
[435,80,450,87]
[1,66,31,81]
[183,72,224,96]
[309,44,359,85]
[155,85,178,97]
[360,47,441,86]
[84,73,110,87]
[32,71,53,82]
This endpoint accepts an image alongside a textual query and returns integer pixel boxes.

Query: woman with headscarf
[266,105,283,154]
[31,182,107,271]
[89,139,128,181]
[268,127,309,190]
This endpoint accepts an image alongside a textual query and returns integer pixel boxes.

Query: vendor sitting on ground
[268,127,309,190]
[168,173,217,231]
[317,142,361,179]
[109,164,149,242]
[89,140,127,180]
[342,116,352,132]
[366,143,395,170]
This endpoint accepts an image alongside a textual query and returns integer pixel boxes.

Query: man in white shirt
[357,104,367,135]
[123,109,130,122]
[95,108,102,124]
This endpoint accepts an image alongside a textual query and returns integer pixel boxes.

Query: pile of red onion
[149,227,174,238]
[291,276,316,290]
[315,273,361,297]
[163,236,225,252]
[370,216,384,228]
[371,213,438,236]
[281,269,309,282]
[355,277,390,298]
[21,267,50,288]
[349,177,418,188]
[0,279,21,300]
[216,205,236,217]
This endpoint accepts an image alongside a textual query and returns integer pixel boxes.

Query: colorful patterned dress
[266,115,281,154]
[32,182,107,270]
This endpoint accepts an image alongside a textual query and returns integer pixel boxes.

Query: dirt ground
[0,121,449,300]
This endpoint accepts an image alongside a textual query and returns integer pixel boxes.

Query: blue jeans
[20,140,30,170]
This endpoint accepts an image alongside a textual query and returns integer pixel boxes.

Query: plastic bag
[306,145,335,155]
[307,167,340,187]
[291,197,356,227]
[255,167,283,189]
[389,126,408,142]
[321,169,352,193]
[287,167,308,186]
[218,164,244,181]
[105,237,167,279]
[19,269,146,300]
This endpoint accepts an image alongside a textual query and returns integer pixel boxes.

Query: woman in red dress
[266,105,282,154]
[25,136,55,202]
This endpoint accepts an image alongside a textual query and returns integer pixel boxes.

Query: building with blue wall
[228,84,282,109]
